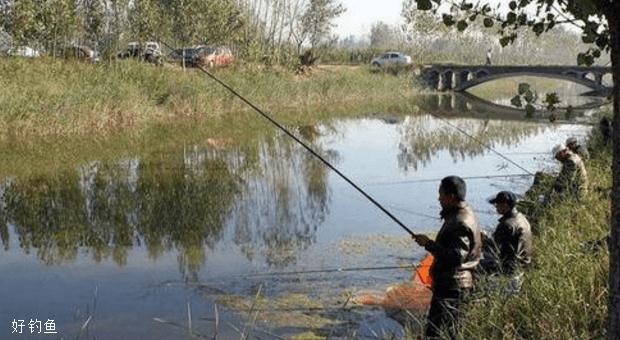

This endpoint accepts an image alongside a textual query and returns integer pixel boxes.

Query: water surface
[1,94,596,339]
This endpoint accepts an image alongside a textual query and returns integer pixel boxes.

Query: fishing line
[188,63,418,237]
[365,174,532,187]
[242,264,417,278]
[423,111,536,176]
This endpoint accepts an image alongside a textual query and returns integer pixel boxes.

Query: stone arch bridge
[418,64,612,94]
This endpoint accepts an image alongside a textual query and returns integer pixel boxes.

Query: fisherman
[566,136,590,160]
[480,191,533,279]
[552,144,588,199]
[412,176,483,339]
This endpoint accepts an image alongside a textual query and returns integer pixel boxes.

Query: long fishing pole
[187,63,419,237]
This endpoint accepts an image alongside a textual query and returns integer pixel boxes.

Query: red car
[173,45,233,68]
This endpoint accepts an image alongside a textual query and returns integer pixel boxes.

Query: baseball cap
[489,191,517,205]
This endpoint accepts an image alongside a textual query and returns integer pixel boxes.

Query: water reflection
[227,135,331,268]
[416,91,606,119]
[396,115,544,171]
[0,132,333,276]
[0,102,589,273]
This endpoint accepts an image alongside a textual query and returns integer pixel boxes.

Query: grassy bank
[458,119,612,340]
[0,58,415,178]
[0,58,416,140]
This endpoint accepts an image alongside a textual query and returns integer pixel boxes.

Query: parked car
[10,46,40,57]
[118,41,162,65]
[63,45,100,62]
[370,52,412,68]
[170,45,233,68]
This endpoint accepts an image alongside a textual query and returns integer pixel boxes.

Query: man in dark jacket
[413,176,483,339]
[481,191,533,276]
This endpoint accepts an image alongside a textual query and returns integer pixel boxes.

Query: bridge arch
[418,64,612,94]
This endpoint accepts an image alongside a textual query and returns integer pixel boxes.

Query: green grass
[0,58,416,179]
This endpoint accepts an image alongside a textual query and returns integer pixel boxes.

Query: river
[0,90,602,339]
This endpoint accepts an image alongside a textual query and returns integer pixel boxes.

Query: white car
[371,52,412,67]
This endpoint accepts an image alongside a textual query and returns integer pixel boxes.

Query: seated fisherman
[552,144,588,199]
[566,136,589,160]
[480,191,533,276]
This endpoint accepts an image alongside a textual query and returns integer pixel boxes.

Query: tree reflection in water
[0,98,578,278]
[0,129,332,277]
[228,127,331,268]
[396,115,546,171]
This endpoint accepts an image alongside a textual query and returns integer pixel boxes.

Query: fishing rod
[179,59,419,238]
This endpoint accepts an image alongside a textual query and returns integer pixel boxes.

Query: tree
[370,21,399,48]
[412,0,619,337]
[128,0,158,43]
[298,0,345,49]
[401,0,445,41]
[81,0,104,49]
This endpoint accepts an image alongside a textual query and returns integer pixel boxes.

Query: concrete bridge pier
[421,70,440,91]
[454,71,470,90]
[439,71,453,91]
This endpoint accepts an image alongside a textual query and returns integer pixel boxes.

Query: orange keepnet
[355,253,433,310]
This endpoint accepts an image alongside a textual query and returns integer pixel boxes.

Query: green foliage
[299,0,346,49]
[509,80,572,121]
[0,0,244,58]
[409,0,614,67]
[0,56,415,145]
[510,82,538,118]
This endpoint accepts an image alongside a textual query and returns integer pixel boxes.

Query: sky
[332,0,514,40]
[333,0,403,39]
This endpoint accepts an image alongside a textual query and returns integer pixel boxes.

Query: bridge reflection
[413,91,607,120]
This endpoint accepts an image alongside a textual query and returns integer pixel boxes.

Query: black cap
[489,191,517,206]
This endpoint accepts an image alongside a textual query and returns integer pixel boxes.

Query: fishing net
[353,254,433,311]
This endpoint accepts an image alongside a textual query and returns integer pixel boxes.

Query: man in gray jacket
[413,176,483,339]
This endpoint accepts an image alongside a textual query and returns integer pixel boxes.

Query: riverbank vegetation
[0,57,415,178]
[458,118,612,340]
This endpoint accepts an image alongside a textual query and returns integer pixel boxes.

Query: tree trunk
[609,5,620,339]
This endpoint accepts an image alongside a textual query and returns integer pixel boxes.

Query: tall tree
[128,0,158,43]
[412,0,619,337]
[298,0,345,49]
[401,0,444,41]
[83,0,104,48]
